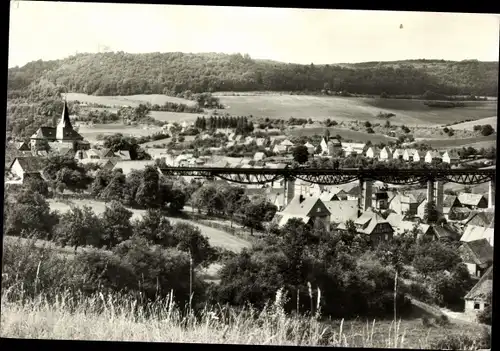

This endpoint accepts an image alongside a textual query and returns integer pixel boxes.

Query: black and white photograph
[2,2,498,349]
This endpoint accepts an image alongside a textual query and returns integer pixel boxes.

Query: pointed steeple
[58,99,72,129]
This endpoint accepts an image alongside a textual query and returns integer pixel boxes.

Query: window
[385,234,388,241]
[474,303,480,310]
[317,208,321,213]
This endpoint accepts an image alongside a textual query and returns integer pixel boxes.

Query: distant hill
[7,52,499,97]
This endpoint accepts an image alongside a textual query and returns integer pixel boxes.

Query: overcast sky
[8,2,500,68]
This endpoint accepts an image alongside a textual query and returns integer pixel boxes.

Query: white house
[425,151,442,163]
[412,150,426,163]
[342,143,365,157]
[6,156,46,184]
[393,149,405,160]
[273,144,288,154]
[464,266,492,316]
[365,147,380,159]
[304,142,315,155]
[379,147,393,162]
[442,150,460,164]
[280,139,295,152]
[403,149,417,161]
[254,152,266,161]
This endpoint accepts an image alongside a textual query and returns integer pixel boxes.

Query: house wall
[9,160,25,181]
[465,299,488,313]
[465,263,478,277]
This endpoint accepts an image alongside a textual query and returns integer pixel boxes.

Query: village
[4,99,495,323]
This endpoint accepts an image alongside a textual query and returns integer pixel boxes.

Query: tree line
[8,53,498,97]
[194,115,254,134]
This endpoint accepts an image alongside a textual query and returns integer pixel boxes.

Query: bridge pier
[358,179,373,215]
[427,180,434,205]
[283,178,295,209]
[489,178,495,209]
[434,181,444,214]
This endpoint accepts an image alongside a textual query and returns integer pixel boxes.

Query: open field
[289,126,397,143]
[0,289,489,348]
[77,123,163,142]
[64,93,197,107]
[448,117,497,130]
[48,199,251,253]
[214,93,497,126]
[149,111,204,123]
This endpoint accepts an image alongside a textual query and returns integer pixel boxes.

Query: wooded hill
[8,52,498,97]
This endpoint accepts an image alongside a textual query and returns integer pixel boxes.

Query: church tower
[56,100,74,141]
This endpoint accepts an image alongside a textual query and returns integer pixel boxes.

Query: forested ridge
[8,52,498,97]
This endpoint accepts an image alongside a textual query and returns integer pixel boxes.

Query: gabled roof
[460,225,495,246]
[10,156,46,173]
[99,148,115,158]
[16,141,31,151]
[114,150,131,160]
[443,195,459,208]
[396,221,430,236]
[459,239,493,266]
[458,193,486,207]
[304,142,314,148]
[465,266,493,300]
[31,127,57,139]
[112,160,156,175]
[426,150,442,159]
[431,224,460,240]
[323,200,358,224]
[280,139,294,146]
[386,213,404,228]
[282,195,330,218]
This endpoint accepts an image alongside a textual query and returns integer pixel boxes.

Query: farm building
[458,194,488,210]
[464,266,492,316]
[338,210,394,245]
[458,239,493,278]
[273,195,331,230]
[6,156,47,184]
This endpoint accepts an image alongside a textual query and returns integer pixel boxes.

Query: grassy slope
[48,199,251,253]
[289,126,396,143]
[417,134,497,150]
[64,92,196,107]
[77,124,163,143]
[448,116,497,130]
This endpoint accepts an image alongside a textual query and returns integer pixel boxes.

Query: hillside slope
[8,53,498,97]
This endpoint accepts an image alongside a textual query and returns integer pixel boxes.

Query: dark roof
[59,100,73,129]
[31,127,57,139]
[11,156,46,173]
[57,127,84,141]
[373,192,389,200]
[443,195,458,208]
[465,266,493,300]
[459,239,493,265]
[430,224,460,240]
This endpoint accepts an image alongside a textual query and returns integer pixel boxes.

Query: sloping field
[215,93,497,126]
[419,134,497,150]
[48,199,251,253]
[64,93,196,107]
[448,116,497,130]
[289,126,396,144]
[149,111,203,123]
[78,123,162,142]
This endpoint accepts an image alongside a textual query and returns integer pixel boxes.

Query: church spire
[59,99,72,129]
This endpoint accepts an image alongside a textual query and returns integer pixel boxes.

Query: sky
[8,2,500,68]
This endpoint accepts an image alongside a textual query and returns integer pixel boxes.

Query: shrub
[481,124,494,136]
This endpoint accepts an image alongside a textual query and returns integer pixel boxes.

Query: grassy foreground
[0,287,490,349]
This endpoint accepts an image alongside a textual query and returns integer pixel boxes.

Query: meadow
[289,126,397,143]
[149,111,205,123]
[77,123,163,143]
[416,134,497,150]
[64,93,196,107]
[48,199,251,253]
[450,117,497,130]
[0,282,490,348]
[215,93,497,126]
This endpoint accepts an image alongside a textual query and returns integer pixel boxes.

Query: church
[30,100,90,154]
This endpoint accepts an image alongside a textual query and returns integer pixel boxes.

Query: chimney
[434,181,444,214]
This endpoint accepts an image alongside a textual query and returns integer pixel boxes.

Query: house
[273,195,331,230]
[280,139,295,152]
[295,180,324,197]
[254,152,266,161]
[461,224,495,247]
[6,156,47,184]
[393,149,405,160]
[78,158,116,170]
[441,150,460,164]
[412,150,426,163]
[442,195,461,218]
[15,141,31,152]
[114,150,132,161]
[74,149,101,160]
[458,239,493,278]
[464,266,492,315]
[319,187,348,201]
[393,220,431,238]
[112,160,157,176]
[273,144,288,154]
[244,136,255,145]
[323,200,359,226]
[458,193,488,210]
[342,143,365,157]
[424,150,442,163]
[338,210,394,245]
[427,223,461,241]
[304,142,315,155]
[379,147,393,162]
[256,138,267,147]
[372,191,389,210]
[320,137,341,155]
[226,141,236,148]
[99,148,116,159]
[30,100,88,151]
[365,147,380,159]
[389,193,419,216]
[402,149,417,161]
[462,210,495,228]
